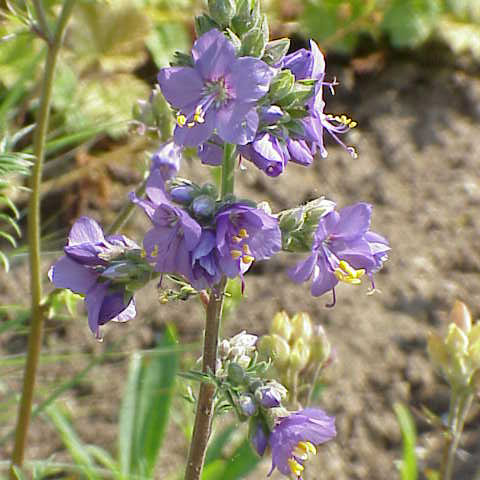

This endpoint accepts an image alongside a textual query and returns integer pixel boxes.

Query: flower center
[230,228,255,265]
[176,78,231,129]
[288,441,317,478]
[334,260,365,285]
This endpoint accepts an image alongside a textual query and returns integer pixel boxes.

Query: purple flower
[215,203,281,278]
[283,40,357,159]
[268,408,336,478]
[198,134,223,166]
[151,141,181,180]
[251,422,269,456]
[239,132,288,177]
[288,203,389,304]
[158,29,275,147]
[257,385,282,408]
[48,217,138,338]
[190,229,222,290]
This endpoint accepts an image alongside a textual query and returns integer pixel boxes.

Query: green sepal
[262,38,290,65]
[194,14,221,37]
[208,0,236,27]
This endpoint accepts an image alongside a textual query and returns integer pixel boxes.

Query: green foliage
[394,403,418,480]
[0,135,33,271]
[118,324,179,478]
[298,0,480,59]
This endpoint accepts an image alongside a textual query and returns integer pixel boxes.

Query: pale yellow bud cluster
[257,311,332,404]
[427,301,480,392]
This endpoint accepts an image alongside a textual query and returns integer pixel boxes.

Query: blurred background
[1,0,480,478]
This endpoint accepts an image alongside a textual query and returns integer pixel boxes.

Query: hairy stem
[10,1,76,476]
[32,0,52,43]
[440,390,473,480]
[184,144,236,480]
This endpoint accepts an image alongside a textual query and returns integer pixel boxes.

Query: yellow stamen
[242,244,251,255]
[238,228,249,238]
[140,249,146,258]
[193,105,205,124]
[232,235,242,244]
[325,113,357,128]
[176,114,187,127]
[151,245,159,258]
[334,260,365,285]
[298,441,317,456]
[288,458,304,477]
[242,255,254,264]
[230,249,242,260]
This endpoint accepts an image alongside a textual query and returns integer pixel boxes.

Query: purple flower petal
[192,29,236,80]
[68,216,105,245]
[157,67,204,109]
[216,102,258,145]
[48,256,98,294]
[333,203,372,240]
[288,253,318,284]
[228,57,275,102]
[174,107,216,147]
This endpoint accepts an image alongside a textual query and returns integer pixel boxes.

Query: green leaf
[119,325,180,478]
[46,404,100,480]
[437,16,480,59]
[382,0,442,48]
[0,230,17,247]
[205,423,237,465]
[146,23,190,68]
[394,403,418,480]
[0,250,10,272]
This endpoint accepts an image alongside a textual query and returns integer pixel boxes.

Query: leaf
[394,403,418,480]
[118,325,180,478]
[146,22,190,68]
[382,0,442,48]
[46,404,100,480]
[437,16,480,59]
[205,423,237,465]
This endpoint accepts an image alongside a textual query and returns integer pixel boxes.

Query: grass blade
[394,403,418,480]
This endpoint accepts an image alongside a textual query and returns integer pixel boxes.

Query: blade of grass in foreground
[394,402,418,480]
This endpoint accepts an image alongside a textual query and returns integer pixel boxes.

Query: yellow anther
[242,244,251,255]
[298,441,316,456]
[187,121,195,128]
[193,105,205,124]
[288,458,304,477]
[151,245,159,258]
[176,114,187,127]
[238,228,249,238]
[334,260,365,285]
[230,249,242,259]
[232,235,242,243]
[159,294,169,304]
[140,249,146,258]
[349,121,357,128]
[242,255,254,264]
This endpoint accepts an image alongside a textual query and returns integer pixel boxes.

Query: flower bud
[427,332,449,372]
[269,70,295,102]
[150,86,174,140]
[231,0,260,35]
[255,381,287,408]
[290,338,310,371]
[239,394,257,417]
[450,300,472,334]
[262,38,290,65]
[241,27,266,57]
[257,334,290,368]
[291,312,313,342]
[194,14,220,37]
[228,362,246,385]
[208,0,236,27]
[445,324,469,358]
[219,339,231,358]
[270,311,293,342]
[170,185,196,205]
[192,194,216,218]
[311,325,331,365]
[249,419,269,456]
[278,79,316,109]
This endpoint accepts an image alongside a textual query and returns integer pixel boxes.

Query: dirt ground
[1,50,480,480]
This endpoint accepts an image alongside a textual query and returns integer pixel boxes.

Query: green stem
[184,144,236,480]
[32,0,53,43]
[10,1,76,476]
[441,390,473,480]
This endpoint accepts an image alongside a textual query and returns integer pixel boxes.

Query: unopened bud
[228,362,246,385]
[279,206,304,233]
[262,38,290,65]
[450,300,472,334]
[290,338,310,371]
[208,0,236,27]
[192,194,216,218]
[194,14,220,37]
[257,334,290,368]
[238,394,257,417]
[270,311,293,342]
[445,324,469,357]
[231,0,260,35]
[427,332,449,372]
[291,312,313,341]
[170,185,196,205]
[311,325,331,364]
[269,70,295,102]
[249,419,269,456]
[219,339,231,358]
[241,27,266,57]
